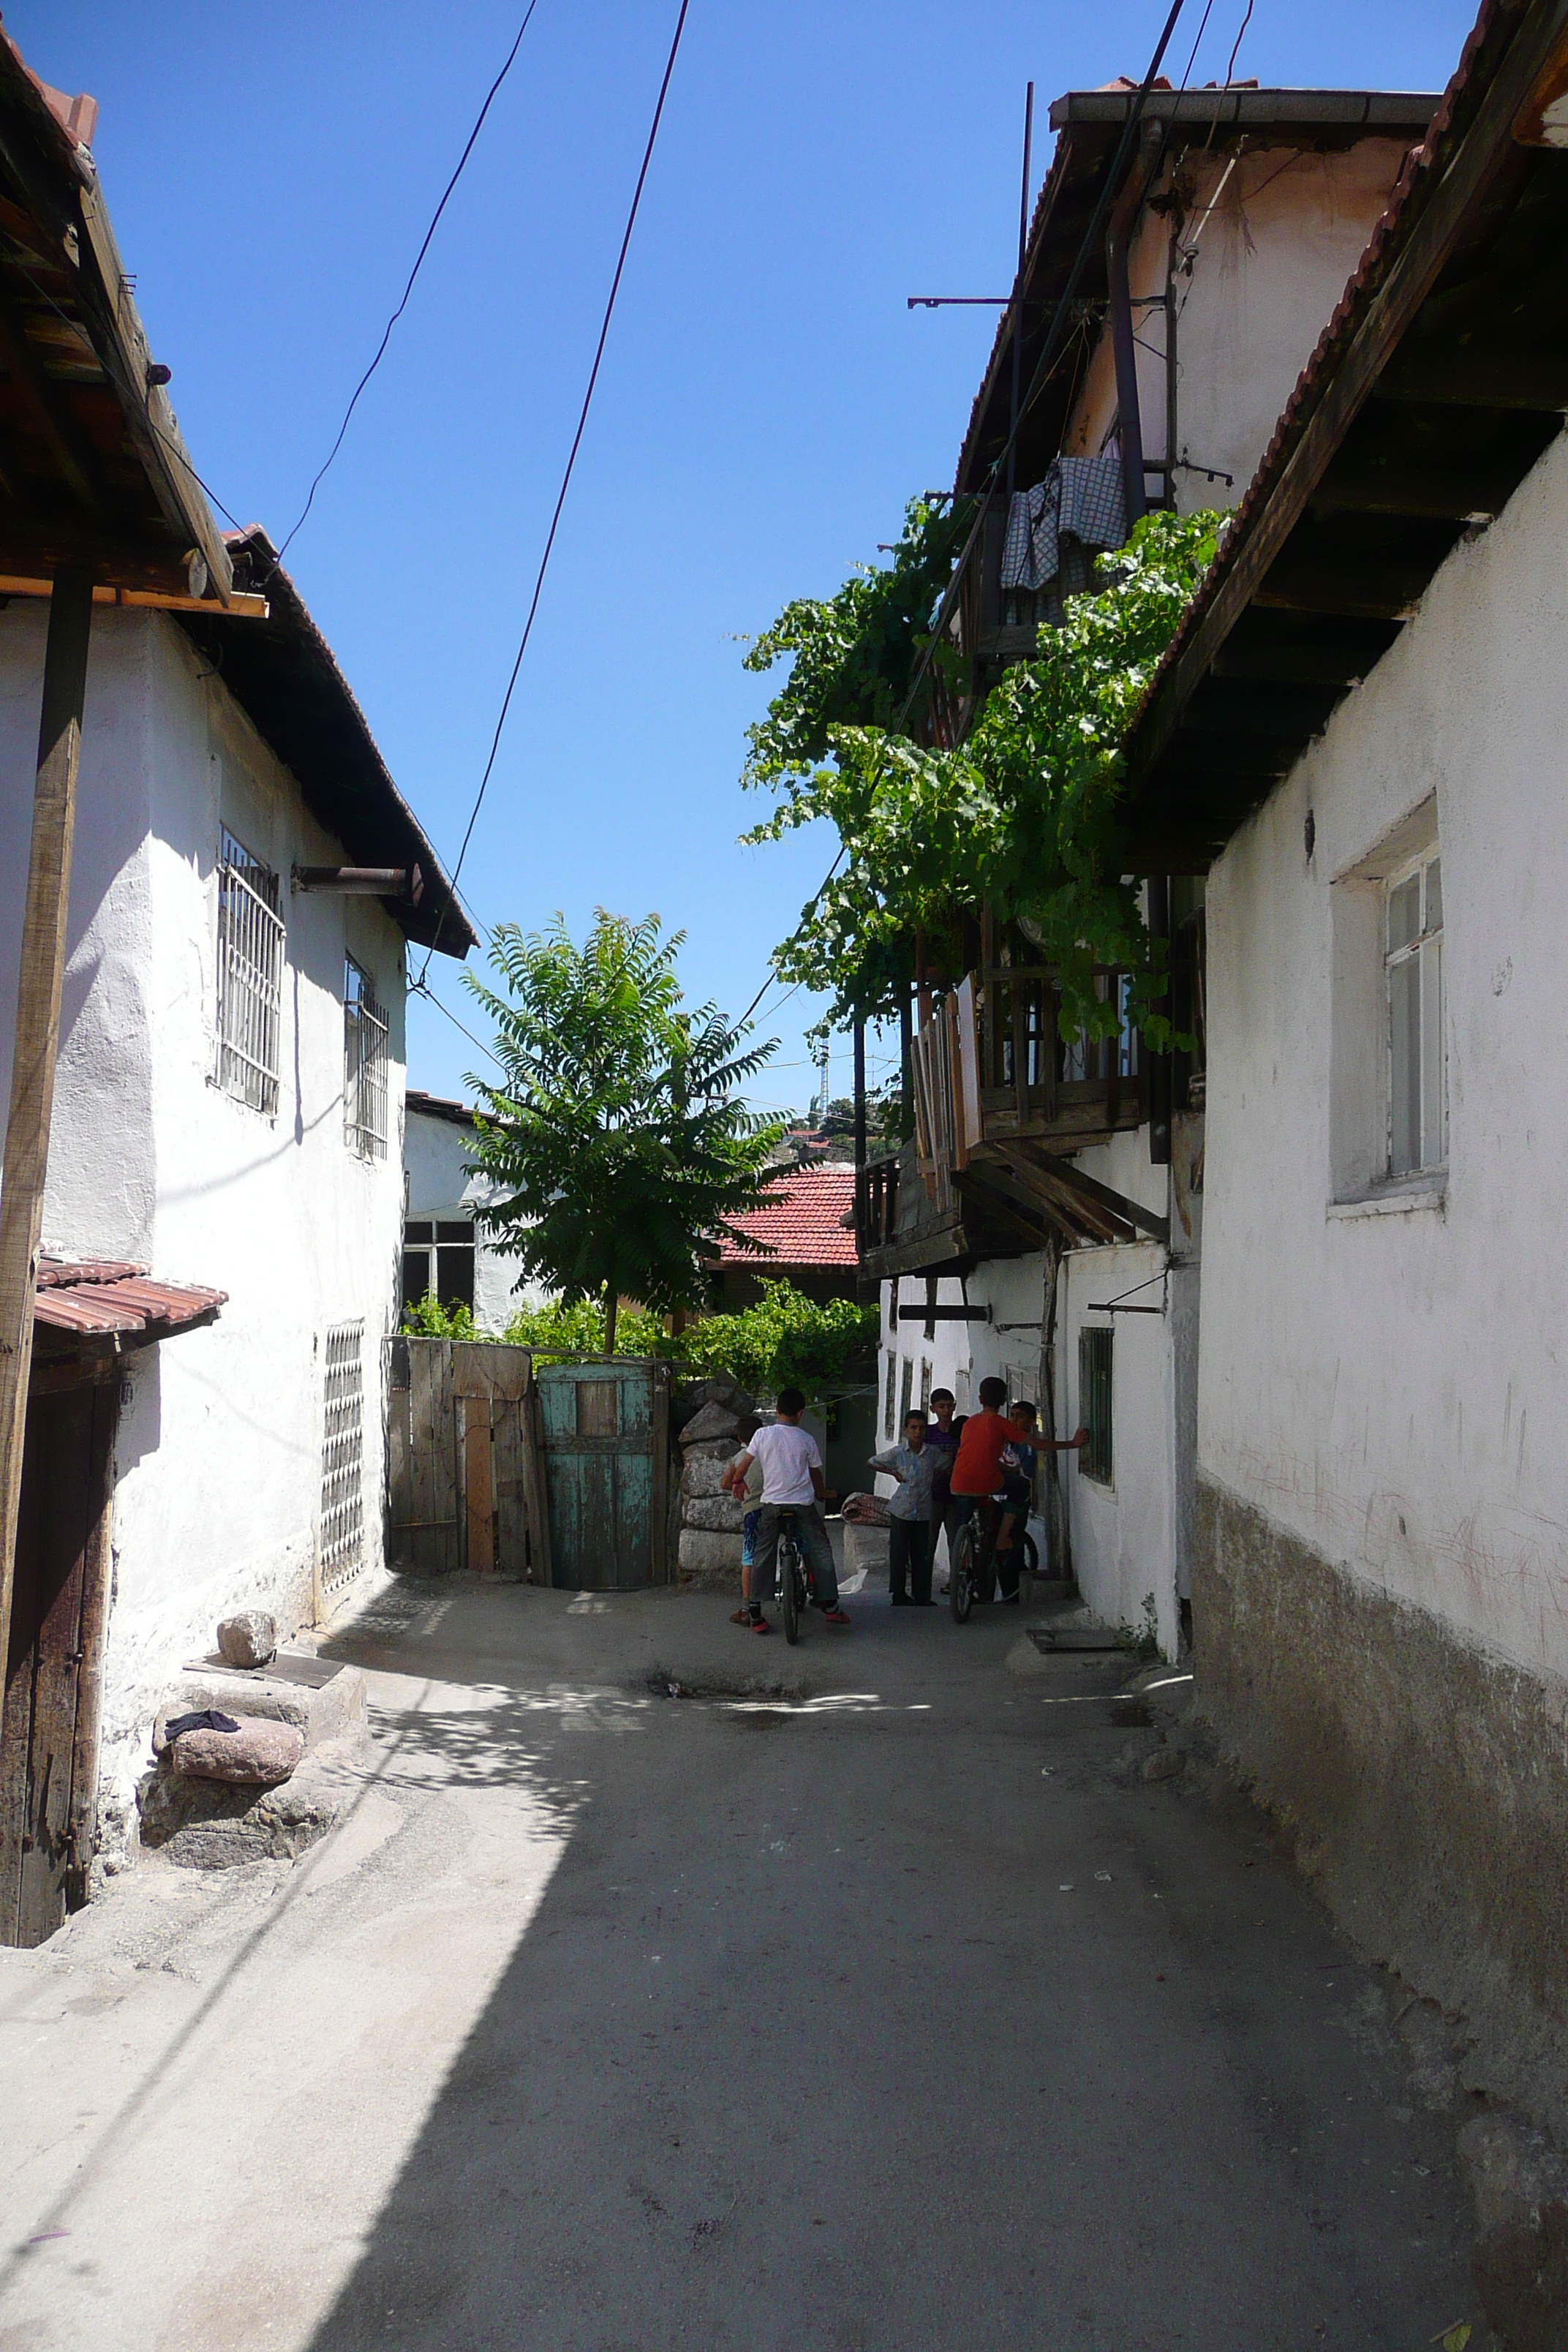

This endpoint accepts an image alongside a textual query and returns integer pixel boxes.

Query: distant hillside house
[403,1091,547,1334]
[708,1166,858,1311]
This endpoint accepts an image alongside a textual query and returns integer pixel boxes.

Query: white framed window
[402,1218,475,1312]
[344,954,388,1160]
[215,825,284,1117]
[319,1319,366,1597]
[1385,849,1446,1177]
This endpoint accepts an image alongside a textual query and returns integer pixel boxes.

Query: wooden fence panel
[387,1338,542,1579]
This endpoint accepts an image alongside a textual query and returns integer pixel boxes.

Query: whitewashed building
[862,79,1436,1651]
[403,1090,539,1334]
[0,536,472,1901]
[1118,0,1568,2136]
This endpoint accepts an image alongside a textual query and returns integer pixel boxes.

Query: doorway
[1,1380,115,1947]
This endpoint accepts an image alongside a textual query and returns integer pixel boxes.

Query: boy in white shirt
[726,1387,848,1633]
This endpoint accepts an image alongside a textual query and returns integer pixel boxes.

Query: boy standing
[728,1388,849,1632]
[869,1407,938,1606]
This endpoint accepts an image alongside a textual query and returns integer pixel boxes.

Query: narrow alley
[1,1575,1475,2349]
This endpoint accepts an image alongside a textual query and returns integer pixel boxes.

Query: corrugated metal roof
[34,1258,226,1341]
[714,1169,859,1269]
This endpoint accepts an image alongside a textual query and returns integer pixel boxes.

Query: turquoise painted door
[535,1360,670,1590]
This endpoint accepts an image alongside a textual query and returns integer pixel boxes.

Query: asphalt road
[0,1575,1477,2351]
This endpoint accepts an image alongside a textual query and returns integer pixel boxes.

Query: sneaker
[750,1614,772,1635]
[822,1607,851,1627]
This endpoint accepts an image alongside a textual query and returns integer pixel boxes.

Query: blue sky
[12,1,1479,1117]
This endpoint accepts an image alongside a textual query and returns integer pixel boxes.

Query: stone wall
[1195,1477,1568,2144]
[671,1379,759,1590]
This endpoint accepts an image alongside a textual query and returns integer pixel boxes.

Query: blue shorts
[740,1508,761,1568]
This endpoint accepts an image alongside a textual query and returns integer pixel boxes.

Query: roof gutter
[1106,127,1161,528]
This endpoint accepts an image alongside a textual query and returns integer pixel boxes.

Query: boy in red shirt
[950,1376,1086,1596]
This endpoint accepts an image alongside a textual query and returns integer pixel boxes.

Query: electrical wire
[409,976,505,1072]
[273,3,544,570]
[891,0,1191,739]
[417,0,692,987]
[1224,0,1256,90]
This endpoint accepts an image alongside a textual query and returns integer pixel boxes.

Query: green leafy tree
[743,507,1220,1046]
[500,1278,876,1404]
[464,913,781,1355]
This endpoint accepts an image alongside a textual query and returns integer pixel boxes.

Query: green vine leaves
[740,505,1221,1047]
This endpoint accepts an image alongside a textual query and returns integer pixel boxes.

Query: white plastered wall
[0,601,414,1836]
[1199,425,1568,1684]
[1067,140,1413,514]
[404,1105,543,1335]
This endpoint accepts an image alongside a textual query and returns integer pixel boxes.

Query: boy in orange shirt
[950,1376,1086,1597]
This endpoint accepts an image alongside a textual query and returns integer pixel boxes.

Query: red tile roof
[713,1169,858,1269]
[34,1259,227,1340]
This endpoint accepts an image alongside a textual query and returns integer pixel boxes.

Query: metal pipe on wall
[1107,129,1161,529]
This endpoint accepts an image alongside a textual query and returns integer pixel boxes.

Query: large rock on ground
[683,1494,745,1534]
[677,1528,742,1588]
[1458,2111,1568,2351]
[216,1610,278,1668]
[678,1401,744,1449]
[138,1741,356,1869]
[170,1716,304,1785]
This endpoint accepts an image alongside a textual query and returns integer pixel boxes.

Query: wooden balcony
[856,965,1166,1285]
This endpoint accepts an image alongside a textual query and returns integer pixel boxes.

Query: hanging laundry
[1000,454,1127,593]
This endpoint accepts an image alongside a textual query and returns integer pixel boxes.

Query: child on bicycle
[726,1387,849,1633]
[951,1378,1085,1601]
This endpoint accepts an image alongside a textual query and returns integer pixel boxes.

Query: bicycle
[949,1499,1039,1624]
[777,1509,814,1645]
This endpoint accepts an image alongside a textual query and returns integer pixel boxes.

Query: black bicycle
[777,1509,812,1645]
[949,1499,1039,1624]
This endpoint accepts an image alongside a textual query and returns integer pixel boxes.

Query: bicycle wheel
[781,1531,800,1644]
[976,1529,998,1606]
[950,1521,976,1623]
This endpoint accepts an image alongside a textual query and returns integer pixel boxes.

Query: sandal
[730,1607,750,1625]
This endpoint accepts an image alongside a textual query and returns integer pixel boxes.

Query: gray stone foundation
[1195,1478,1568,2145]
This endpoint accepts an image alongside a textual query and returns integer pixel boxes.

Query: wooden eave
[1120,0,1568,867]
[0,37,235,604]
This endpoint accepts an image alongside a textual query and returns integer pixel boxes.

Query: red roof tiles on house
[34,1259,227,1340]
[714,1169,859,1269]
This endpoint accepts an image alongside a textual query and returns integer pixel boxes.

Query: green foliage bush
[404,1278,875,1405]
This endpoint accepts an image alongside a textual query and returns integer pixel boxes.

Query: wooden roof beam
[0,279,102,513]
[1310,456,1543,519]
[1253,557,1440,619]
[1372,344,1568,409]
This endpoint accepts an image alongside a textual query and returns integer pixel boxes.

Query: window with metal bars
[214,825,284,1117]
[883,1348,897,1439]
[1079,1325,1114,1487]
[319,1320,365,1594]
[899,1354,913,1428]
[344,954,388,1159]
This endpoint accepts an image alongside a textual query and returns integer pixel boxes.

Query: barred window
[319,1319,365,1596]
[1079,1326,1114,1487]
[215,826,284,1116]
[344,954,388,1159]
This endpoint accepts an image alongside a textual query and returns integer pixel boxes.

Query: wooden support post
[0,572,93,1691]
[899,987,914,1143]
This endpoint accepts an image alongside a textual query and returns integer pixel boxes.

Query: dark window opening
[1079,1325,1114,1486]
[403,1217,475,1313]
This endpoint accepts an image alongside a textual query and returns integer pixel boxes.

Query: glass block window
[319,1320,365,1596]
[344,955,388,1160]
[215,826,284,1117]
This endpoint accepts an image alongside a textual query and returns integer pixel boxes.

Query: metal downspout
[1106,131,1159,528]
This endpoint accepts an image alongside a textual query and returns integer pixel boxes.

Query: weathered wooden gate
[535,1358,670,1590]
[1,1381,114,1948]
[386,1337,551,1580]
